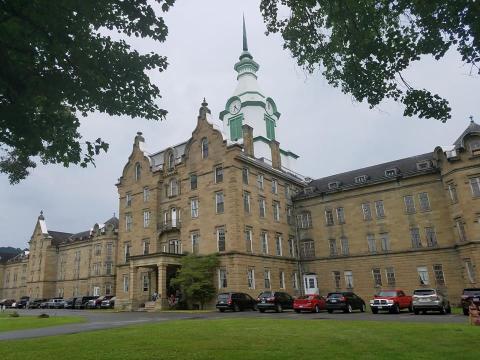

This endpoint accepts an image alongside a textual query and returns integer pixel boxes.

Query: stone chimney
[270,140,281,170]
[242,124,254,157]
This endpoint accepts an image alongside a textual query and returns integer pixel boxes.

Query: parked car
[74,296,98,309]
[39,300,50,309]
[16,296,30,309]
[46,298,65,309]
[369,290,413,314]
[87,295,114,309]
[294,294,326,313]
[461,288,480,316]
[101,296,116,309]
[0,299,16,308]
[412,288,451,314]
[326,292,366,313]
[28,298,47,309]
[216,292,257,312]
[257,291,294,313]
[63,298,77,309]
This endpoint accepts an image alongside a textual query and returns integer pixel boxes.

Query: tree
[260,0,479,123]
[0,0,175,184]
[170,253,219,310]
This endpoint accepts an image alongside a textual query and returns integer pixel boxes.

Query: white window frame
[217,227,226,252]
[264,269,271,289]
[279,271,285,289]
[404,195,416,214]
[272,179,278,194]
[259,197,266,218]
[215,192,224,214]
[214,165,224,183]
[191,232,200,254]
[362,203,372,220]
[247,268,255,289]
[344,270,354,289]
[292,272,299,289]
[218,268,227,288]
[191,198,199,218]
[418,192,431,211]
[470,177,480,197]
[374,200,385,218]
[123,275,129,292]
[257,174,264,190]
[143,187,150,202]
[275,234,282,256]
[336,207,345,224]
[417,266,429,285]
[273,201,280,221]
[143,210,150,228]
[125,214,132,232]
[261,231,269,254]
[245,227,253,253]
[243,191,251,213]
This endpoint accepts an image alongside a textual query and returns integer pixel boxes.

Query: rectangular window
[93,263,100,276]
[288,236,295,257]
[273,201,280,221]
[215,165,224,183]
[325,209,334,226]
[261,231,268,254]
[465,259,476,283]
[125,213,132,231]
[271,179,278,194]
[417,266,429,285]
[230,115,243,141]
[123,275,129,292]
[404,195,416,214]
[336,207,345,224]
[285,185,291,200]
[375,200,385,218]
[418,192,431,211]
[367,234,377,253]
[340,236,349,255]
[218,268,227,288]
[143,239,150,255]
[191,232,200,254]
[124,243,131,262]
[425,227,438,247]
[191,198,199,218]
[372,268,382,287]
[190,174,198,190]
[456,219,467,242]
[257,174,264,190]
[247,268,255,289]
[300,240,315,258]
[410,227,422,248]
[143,210,150,228]
[275,234,282,256]
[266,117,275,140]
[143,274,149,292]
[168,239,181,254]
[470,177,480,197]
[292,272,299,289]
[286,206,293,224]
[264,269,271,289]
[126,193,132,207]
[386,267,396,286]
[259,197,266,218]
[433,264,446,286]
[242,167,249,185]
[279,271,285,289]
[333,271,341,289]
[95,244,101,256]
[217,227,226,252]
[329,239,337,256]
[344,271,354,289]
[105,283,112,296]
[215,192,224,214]
[297,212,312,228]
[245,227,253,253]
[380,233,390,252]
[243,191,251,213]
[143,187,150,202]
[362,203,372,220]
[106,262,113,275]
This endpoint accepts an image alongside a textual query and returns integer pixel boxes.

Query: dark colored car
[326,292,366,313]
[12,296,30,309]
[28,298,47,309]
[74,296,98,309]
[257,291,294,313]
[461,288,480,316]
[0,299,16,308]
[216,292,257,312]
[63,298,78,309]
[101,296,116,309]
[87,295,114,309]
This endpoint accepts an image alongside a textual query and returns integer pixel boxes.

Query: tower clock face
[266,100,274,115]
[229,99,241,114]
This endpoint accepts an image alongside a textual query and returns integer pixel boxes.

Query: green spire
[243,14,248,52]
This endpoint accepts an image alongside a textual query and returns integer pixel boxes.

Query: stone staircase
[144,301,157,312]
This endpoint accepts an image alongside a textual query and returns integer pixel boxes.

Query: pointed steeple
[235,16,259,82]
[242,14,248,52]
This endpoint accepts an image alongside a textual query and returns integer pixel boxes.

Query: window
[215,165,223,183]
[169,178,179,196]
[292,272,299,289]
[135,162,141,181]
[433,264,446,286]
[279,271,285,289]
[456,218,467,242]
[416,160,433,170]
[470,140,480,155]
[297,212,312,228]
[124,243,131,262]
[265,117,275,140]
[105,283,113,296]
[374,200,385,218]
[372,268,382,287]
[275,234,282,256]
[190,174,197,190]
[218,268,227,288]
[142,239,150,255]
[417,266,429,285]
[143,210,150,228]
[259,197,266,218]
[243,191,251,213]
[245,227,253,253]
[418,192,431,211]
[470,177,480,197]
[300,240,315,258]
[385,168,398,177]
[340,236,349,255]
[367,234,376,253]
[190,198,199,218]
[215,192,224,214]
[410,227,422,248]
[106,262,113,275]
[201,138,208,159]
[273,201,280,221]
[380,233,390,252]
[404,195,415,214]
[448,183,458,203]
[242,167,249,184]
[143,187,150,202]
[271,179,278,194]
[126,193,132,207]
[285,185,291,199]
[344,271,354,288]
[264,269,271,288]
[95,244,101,256]
[336,207,345,224]
[325,209,334,226]
[354,175,368,184]
[288,236,295,257]
[123,275,129,292]
[167,239,181,254]
[257,174,264,190]
[230,115,243,141]
[329,239,338,256]
[261,231,268,254]
[93,263,100,276]
[328,181,340,190]
[327,272,340,290]
[217,227,226,252]
[465,259,476,283]
[247,268,255,289]
[425,227,437,247]
[143,274,149,292]
[386,267,396,286]
[191,232,200,255]
[125,214,132,232]
[286,206,293,225]
[168,152,175,170]
[362,203,372,220]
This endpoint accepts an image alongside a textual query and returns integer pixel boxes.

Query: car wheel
[233,304,240,312]
[219,309,225,313]
[408,305,413,313]
[360,303,366,313]
[259,309,265,313]
[391,304,400,314]
[314,305,320,313]
[371,308,378,314]
[344,304,353,313]
[275,304,283,313]
[252,304,258,311]
[447,305,452,314]
[463,308,469,316]
[440,305,446,315]
[294,309,301,313]
[422,310,427,315]
[414,308,420,315]
[327,309,333,314]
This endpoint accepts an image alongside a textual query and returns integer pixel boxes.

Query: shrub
[9,311,19,317]
[38,313,50,318]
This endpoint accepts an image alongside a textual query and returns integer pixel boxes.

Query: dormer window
[469,140,480,156]
[416,160,433,170]
[303,187,314,195]
[354,175,368,184]
[168,152,175,171]
[385,168,399,177]
[328,181,340,190]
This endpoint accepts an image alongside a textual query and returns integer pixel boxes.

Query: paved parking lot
[0,308,468,341]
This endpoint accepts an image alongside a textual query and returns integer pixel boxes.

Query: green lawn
[0,312,85,332]
[0,318,478,359]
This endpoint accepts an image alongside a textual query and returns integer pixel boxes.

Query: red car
[294,295,326,313]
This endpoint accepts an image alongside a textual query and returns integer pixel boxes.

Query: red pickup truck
[369,290,413,314]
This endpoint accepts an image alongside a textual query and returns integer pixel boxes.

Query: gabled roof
[48,231,73,246]
[453,120,480,149]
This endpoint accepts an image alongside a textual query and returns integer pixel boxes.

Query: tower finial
[243,14,248,52]
[469,115,474,124]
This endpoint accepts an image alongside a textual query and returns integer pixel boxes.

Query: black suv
[74,296,98,309]
[326,292,366,313]
[461,288,480,315]
[216,292,257,312]
[257,291,294,313]
[28,298,47,309]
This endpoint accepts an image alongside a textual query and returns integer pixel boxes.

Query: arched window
[201,138,208,159]
[168,152,175,170]
[134,162,141,181]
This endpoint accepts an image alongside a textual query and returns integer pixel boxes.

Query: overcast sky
[1,0,479,249]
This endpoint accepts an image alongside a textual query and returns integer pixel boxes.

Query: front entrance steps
[144,301,157,312]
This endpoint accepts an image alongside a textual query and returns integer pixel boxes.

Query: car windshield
[259,291,273,298]
[377,291,398,297]
[327,293,344,298]
[297,295,315,300]
[464,289,480,296]
[414,289,435,296]
[217,294,230,300]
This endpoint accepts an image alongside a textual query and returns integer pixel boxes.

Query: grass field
[0,312,84,332]
[0,318,478,359]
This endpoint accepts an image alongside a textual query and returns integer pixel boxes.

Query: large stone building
[1,24,479,309]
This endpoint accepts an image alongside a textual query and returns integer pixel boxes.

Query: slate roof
[48,231,74,246]
[453,120,480,149]
[47,216,119,245]
[0,252,20,264]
